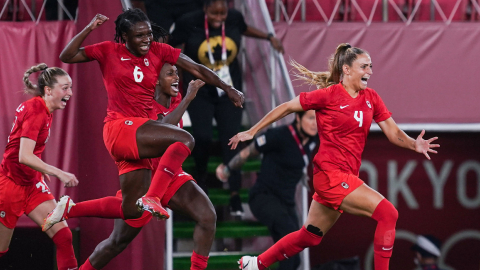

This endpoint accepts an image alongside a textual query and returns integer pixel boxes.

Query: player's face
[158,64,179,97]
[205,0,228,29]
[45,75,73,112]
[124,21,153,57]
[299,110,317,137]
[344,53,372,91]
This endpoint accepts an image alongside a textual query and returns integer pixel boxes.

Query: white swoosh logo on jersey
[121,57,131,61]
[340,105,349,109]
[382,246,393,250]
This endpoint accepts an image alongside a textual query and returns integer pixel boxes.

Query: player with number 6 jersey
[58,9,243,270]
[0,64,78,270]
[231,44,440,270]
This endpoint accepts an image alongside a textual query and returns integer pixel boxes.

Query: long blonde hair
[290,43,367,89]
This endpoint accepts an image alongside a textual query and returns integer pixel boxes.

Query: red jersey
[153,93,183,128]
[300,83,391,175]
[84,41,181,122]
[1,97,53,185]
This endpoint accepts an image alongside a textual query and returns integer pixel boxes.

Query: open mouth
[361,77,369,85]
[140,44,150,52]
[171,82,179,92]
[61,96,70,106]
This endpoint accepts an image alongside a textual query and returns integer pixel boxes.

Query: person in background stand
[230,43,440,270]
[0,63,78,270]
[170,0,284,216]
[411,235,445,270]
[216,110,318,270]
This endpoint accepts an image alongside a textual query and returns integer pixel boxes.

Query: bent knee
[373,199,398,223]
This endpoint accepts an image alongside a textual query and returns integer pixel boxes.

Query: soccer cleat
[238,256,259,270]
[42,195,75,231]
[136,196,170,219]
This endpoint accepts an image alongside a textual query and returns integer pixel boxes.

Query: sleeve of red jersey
[84,41,112,62]
[153,43,181,65]
[299,88,329,111]
[371,90,392,123]
[20,104,46,141]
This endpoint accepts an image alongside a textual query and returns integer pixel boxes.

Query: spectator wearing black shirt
[216,110,318,270]
[170,0,284,216]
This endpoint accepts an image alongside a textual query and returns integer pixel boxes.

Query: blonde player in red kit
[0,64,78,270]
[231,43,440,270]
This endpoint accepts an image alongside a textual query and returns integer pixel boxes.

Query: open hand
[228,130,254,150]
[88,14,109,30]
[414,130,439,160]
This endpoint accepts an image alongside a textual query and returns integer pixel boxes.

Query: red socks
[68,196,123,219]
[146,142,191,199]
[52,227,77,270]
[79,258,96,270]
[371,199,398,270]
[0,249,8,257]
[191,250,209,270]
[258,226,323,269]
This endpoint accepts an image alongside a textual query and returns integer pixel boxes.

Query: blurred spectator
[131,0,203,33]
[169,0,284,216]
[411,235,445,270]
[216,110,318,269]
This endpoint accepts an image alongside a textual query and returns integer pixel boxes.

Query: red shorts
[312,170,364,213]
[103,117,154,175]
[0,172,54,229]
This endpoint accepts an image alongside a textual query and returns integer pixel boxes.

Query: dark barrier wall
[309,132,480,269]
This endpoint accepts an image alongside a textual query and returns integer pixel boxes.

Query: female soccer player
[58,9,243,223]
[0,64,78,270]
[231,44,440,270]
[44,64,216,270]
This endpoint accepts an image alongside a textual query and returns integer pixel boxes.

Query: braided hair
[114,8,169,43]
[23,63,68,96]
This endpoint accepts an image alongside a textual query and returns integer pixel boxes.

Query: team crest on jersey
[0,211,5,218]
[341,182,349,189]
[366,100,371,108]
[125,120,133,126]
[144,58,149,66]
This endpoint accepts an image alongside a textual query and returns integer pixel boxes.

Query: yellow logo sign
[197,36,237,70]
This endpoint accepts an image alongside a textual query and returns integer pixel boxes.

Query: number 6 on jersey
[354,111,363,127]
[133,66,144,82]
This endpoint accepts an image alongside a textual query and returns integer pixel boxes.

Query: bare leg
[0,223,13,252]
[88,219,142,269]
[119,169,151,219]
[168,181,216,256]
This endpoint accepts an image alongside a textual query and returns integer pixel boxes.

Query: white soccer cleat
[238,256,259,270]
[42,195,75,231]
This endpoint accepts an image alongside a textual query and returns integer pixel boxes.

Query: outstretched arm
[175,53,244,108]
[158,80,205,125]
[216,142,260,181]
[19,138,78,187]
[377,117,439,160]
[229,96,304,149]
[59,14,109,63]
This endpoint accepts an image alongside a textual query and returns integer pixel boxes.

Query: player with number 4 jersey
[0,64,78,270]
[231,44,440,270]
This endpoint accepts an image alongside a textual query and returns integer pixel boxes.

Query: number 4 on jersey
[354,111,363,127]
[133,66,144,82]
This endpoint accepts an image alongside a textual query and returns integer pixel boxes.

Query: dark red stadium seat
[408,0,468,21]
[350,0,407,22]
[287,0,343,22]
